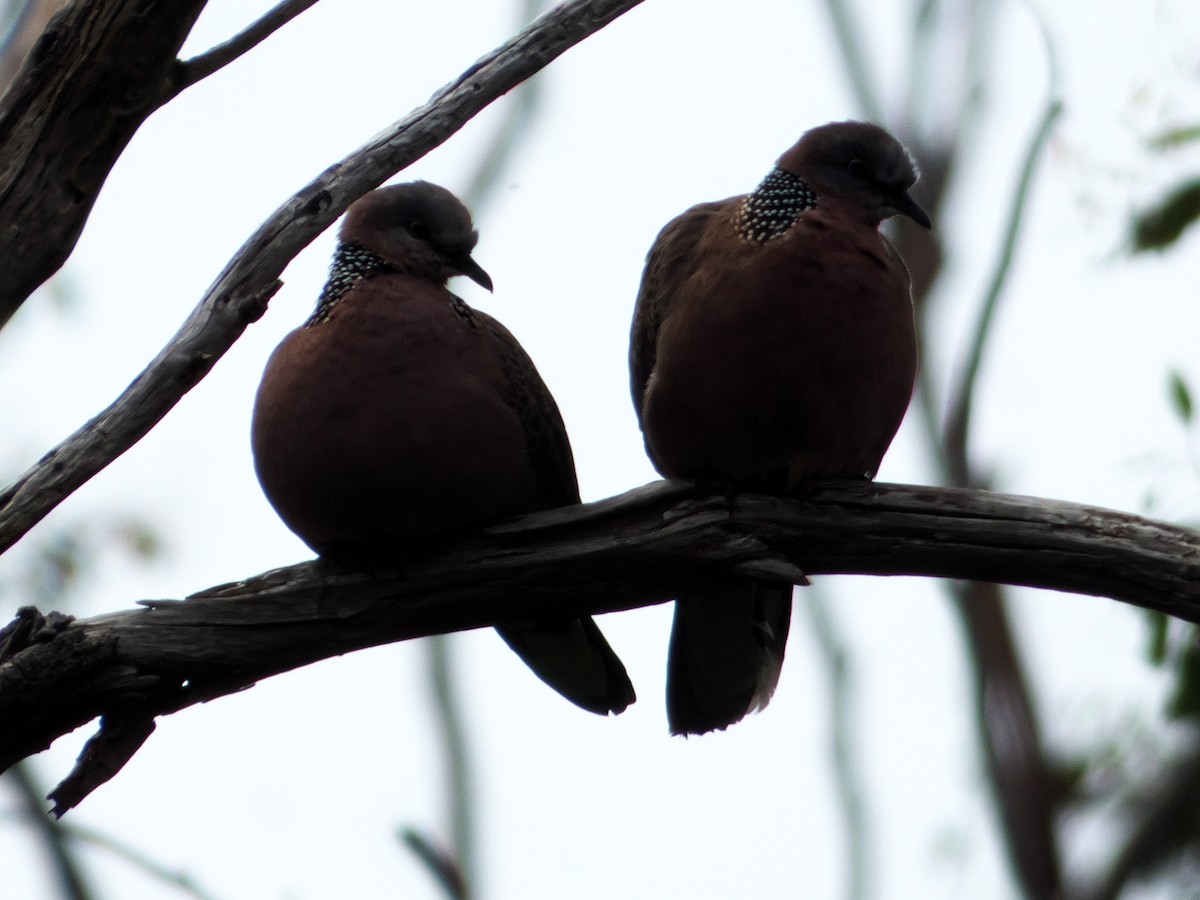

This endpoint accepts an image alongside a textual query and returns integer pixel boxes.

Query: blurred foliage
[0,514,164,611]
[1169,369,1195,426]
[1148,123,1200,151]
[1146,610,1171,666]
[1167,633,1200,720]
[1131,178,1200,252]
[1147,372,1200,722]
[1129,117,1200,255]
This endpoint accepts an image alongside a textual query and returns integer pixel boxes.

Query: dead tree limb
[2,479,1197,814]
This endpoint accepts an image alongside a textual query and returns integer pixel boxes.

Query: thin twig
[418,2,551,890]
[804,592,871,900]
[168,0,321,97]
[461,0,548,217]
[4,761,95,900]
[0,0,648,558]
[819,0,885,124]
[942,13,1063,486]
[425,636,476,895]
[55,820,224,900]
[919,11,1065,894]
[1074,731,1200,900]
[399,827,470,900]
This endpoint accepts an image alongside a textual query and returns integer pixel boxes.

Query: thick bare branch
[0,0,209,327]
[0,0,648,558]
[2,480,1198,813]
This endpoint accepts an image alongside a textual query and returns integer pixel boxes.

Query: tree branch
[5,761,95,900]
[943,96,1062,486]
[0,0,209,328]
[167,0,322,98]
[2,479,1198,814]
[0,0,648,558]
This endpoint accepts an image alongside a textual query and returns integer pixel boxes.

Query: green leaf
[1132,178,1200,252]
[1168,369,1194,425]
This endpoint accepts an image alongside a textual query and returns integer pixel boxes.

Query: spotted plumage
[630,121,929,736]
[734,168,818,243]
[307,243,388,326]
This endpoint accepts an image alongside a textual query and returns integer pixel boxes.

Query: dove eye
[408,219,430,240]
[847,159,869,180]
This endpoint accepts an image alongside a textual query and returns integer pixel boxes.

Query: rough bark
[2,479,1198,814]
[0,0,209,327]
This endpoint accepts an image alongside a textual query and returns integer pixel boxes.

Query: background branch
[7,761,94,900]
[804,591,871,900]
[167,0,322,97]
[412,0,553,885]
[3,480,1198,814]
[0,0,647,558]
[943,96,1063,486]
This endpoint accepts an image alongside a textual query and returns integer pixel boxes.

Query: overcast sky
[3,0,1199,898]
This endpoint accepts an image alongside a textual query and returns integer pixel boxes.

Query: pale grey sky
[3,1,1198,898]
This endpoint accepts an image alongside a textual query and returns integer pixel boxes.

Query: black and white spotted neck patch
[734,169,818,244]
[306,243,388,326]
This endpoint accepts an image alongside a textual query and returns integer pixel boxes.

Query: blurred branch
[424,636,476,893]
[818,0,885,123]
[1073,732,1200,900]
[951,581,1061,899]
[4,478,1200,813]
[916,10,1064,896]
[399,827,471,900]
[804,592,871,900]
[415,4,553,891]
[54,819,223,900]
[942,97,1063,486]
[0,0,648,558]
[6,761,95,900]
[168,0,322,97]
[461,0,548,217]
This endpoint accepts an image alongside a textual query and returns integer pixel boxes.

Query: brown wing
[475,308,580,510]
[474,309,636,716]
[629,200,731,417]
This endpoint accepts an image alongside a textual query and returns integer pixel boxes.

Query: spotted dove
[253,181,635,716]
[630,121,927,734]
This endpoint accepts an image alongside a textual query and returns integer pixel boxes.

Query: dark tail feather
[666,582,793,736]
[495,616,636,715]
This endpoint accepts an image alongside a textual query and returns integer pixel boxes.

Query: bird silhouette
[630,121,928,734]
[253,181,635,716]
